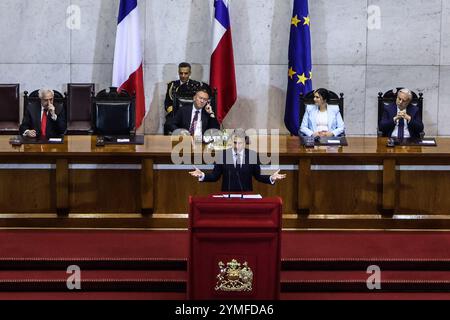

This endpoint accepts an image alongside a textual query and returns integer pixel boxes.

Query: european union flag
[284,0,312,135]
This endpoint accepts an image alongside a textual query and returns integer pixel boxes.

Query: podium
[188,195,282,300]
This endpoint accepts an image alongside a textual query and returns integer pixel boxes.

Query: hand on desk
[313,131,334,137]
[24,129,37,138]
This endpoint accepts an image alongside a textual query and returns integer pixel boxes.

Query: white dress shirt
[316,109,328,132]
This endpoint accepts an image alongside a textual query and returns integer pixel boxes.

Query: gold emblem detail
[215,259,253,292]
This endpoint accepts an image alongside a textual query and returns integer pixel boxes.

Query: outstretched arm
[270,169,286,183]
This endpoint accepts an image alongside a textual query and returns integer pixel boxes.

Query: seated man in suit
[164,62,210,134]
[19,88,66,138]
[379,88,424,139]
[164,87,219,137]
[299,88,345,137]
[189,131,286,192]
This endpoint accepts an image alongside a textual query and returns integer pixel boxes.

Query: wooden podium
[188,195,282,300]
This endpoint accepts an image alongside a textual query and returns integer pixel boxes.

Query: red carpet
[2,229,450,299]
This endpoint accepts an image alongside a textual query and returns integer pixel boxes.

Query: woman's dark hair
[314,88,329,102]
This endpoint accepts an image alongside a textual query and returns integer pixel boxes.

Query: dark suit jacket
[379,103,424,138]
[203,149,272,192]
[164,105,219,135]
[19,103,67,138]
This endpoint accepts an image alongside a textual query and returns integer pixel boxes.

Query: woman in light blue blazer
[299,88,345,137]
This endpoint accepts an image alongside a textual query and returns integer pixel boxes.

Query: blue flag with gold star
[284,0,312,135]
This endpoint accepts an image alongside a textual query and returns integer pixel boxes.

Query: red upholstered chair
[0,84,20,134]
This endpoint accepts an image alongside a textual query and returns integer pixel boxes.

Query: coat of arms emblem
[215,259,253,292]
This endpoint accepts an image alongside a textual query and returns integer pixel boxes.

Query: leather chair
[0,84,20,134]
[377,88,423,137]
[66,83,95,134]
[93,87,135,136]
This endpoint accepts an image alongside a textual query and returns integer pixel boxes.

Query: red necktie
[189,111,199,135]
[41,110,47,138]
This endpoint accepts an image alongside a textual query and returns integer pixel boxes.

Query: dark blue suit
[203,149,272,192]
[379,103,424,138]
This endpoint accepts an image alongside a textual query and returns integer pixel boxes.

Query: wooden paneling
[383,159,396,211]
[141,159,154,214]
[154,170,221,214]
[69,170,140,213]
[298,159,311,213]
[399,171,450,214]
[56,159,69,215]
[0,135,450,229]
[312,171,382,214]
[0,170,55,212]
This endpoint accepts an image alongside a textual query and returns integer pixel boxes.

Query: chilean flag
[210,0,237,124]
[112,0,147,129]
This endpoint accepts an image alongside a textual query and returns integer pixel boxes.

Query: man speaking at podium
[189,131,286,191]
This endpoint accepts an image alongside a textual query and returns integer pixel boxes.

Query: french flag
[210,0,237,124]
[112,0,147,129]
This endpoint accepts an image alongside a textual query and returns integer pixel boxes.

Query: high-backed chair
[377,88,423,137]
[0,84,20,134]
[66,83,95,135]
[93,87,135,136]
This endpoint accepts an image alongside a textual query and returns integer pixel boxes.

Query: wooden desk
[1,135,450,229]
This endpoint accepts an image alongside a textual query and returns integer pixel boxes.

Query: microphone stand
[236,169,244,194]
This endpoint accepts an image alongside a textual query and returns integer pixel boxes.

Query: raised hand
[189,166,204,178]
[270,169,286,182]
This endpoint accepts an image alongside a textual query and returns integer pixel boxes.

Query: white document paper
[327,139,340,144]
[117,138,130,143]
[243,194,263,199]
[421,140,435,144]
[48,138,62,142]
[212,195,224,198]
[229,194,242,198]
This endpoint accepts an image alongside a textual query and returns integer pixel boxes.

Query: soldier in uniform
[164,62,209,134]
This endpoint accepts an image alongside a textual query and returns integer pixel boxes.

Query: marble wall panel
[437,67,450,135]
[367,0,441,66]
[310,0,368,65]
[0,0,70,63]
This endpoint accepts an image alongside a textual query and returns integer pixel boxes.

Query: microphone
[227,165,231,192]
